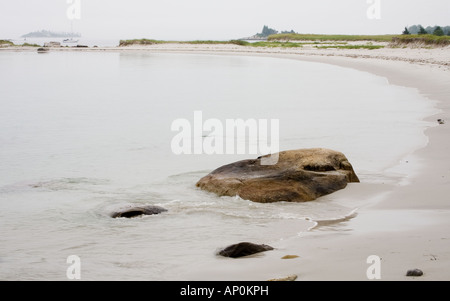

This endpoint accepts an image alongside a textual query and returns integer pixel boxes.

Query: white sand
[118,42,450,71]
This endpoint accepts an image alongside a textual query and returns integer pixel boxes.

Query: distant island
[21,30,81,38]
[241,25,297,40]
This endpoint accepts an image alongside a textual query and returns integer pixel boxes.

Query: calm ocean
[0,51,436,280]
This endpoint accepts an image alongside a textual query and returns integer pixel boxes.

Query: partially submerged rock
[217,242,274,258]
[110,205,167,218]
[196,148,359,203]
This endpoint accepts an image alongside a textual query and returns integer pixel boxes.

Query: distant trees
[260,25,278,37]
[402,27,410,35]
[418,25,428,35]
[255,26,297,38]
[433,26,444,36]
[405,24,450,36]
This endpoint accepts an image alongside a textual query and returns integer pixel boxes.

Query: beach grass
[0,40,39,47]
[184,40,305,48]
[315,45,385,50]
[119,39,167,46]
[392,35,450,46]
[118,39,307,48]
[268,33,396,42]
[268,33,450,46]
[22,43,41,47]
[0,40,14,46]
[250,41,303,48]
[119,34,450,48]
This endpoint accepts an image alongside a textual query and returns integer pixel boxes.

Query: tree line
[402,25,450,36]
[256,26,296,38]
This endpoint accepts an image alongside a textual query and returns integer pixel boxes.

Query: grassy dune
[118,39,304,48]
[268,34,396,42]
[392,35,450,46]
[118,39,167,46]
[0,40,14,46]
[114,35,450,48]
[268,33,450,46]
[315,45,385,50]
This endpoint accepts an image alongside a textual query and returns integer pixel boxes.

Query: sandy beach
[120,42,450,281]
[2,42,450,281]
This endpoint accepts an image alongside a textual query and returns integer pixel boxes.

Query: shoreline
[2,42,449,70]
[3,44,449,280]
[138,44,450,280]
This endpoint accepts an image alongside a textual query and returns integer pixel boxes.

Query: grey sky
[0,0,449,40]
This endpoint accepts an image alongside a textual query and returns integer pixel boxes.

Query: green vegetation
[229,40,250,46]
[418,26,428,35]
[392,35,450,46]
[433,26,444,36]
[119,39,250,46]
[244,25,297,40]
[258,25,278,38]
[0,40,40,47]
[22,43,40,47]
[407,24,450,35]
[267,33,396,42]
[120,31,450,49]
[119,39,167,46]
[0,40,14,46]
[315,45,385,50]
[185,40,228,44]
[119,39,309,48]
[250,41,303,48]
[184,40,250,46]
[268,32,450,46]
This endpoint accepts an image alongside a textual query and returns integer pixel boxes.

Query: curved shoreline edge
[138,45,450,281]
[3,44,449,280]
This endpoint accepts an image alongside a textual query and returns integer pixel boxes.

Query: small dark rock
[111,205,167,218]
[437,119,445,125]
[406,269,424,277]
[217,242,274,258]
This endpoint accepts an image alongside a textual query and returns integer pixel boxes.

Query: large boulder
[196,148,359,203]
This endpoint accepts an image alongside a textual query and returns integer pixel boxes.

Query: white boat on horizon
[63,21,79,44]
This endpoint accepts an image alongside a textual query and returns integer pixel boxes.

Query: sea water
[0,51,437,280]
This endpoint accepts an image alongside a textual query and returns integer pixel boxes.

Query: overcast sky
[0,0,449,40]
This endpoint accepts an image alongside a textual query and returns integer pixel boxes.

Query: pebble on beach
[267,274,298,281]
[281,255,300,259]
[406,269,424,277]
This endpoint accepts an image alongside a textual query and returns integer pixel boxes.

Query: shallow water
[0,51,437,280]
